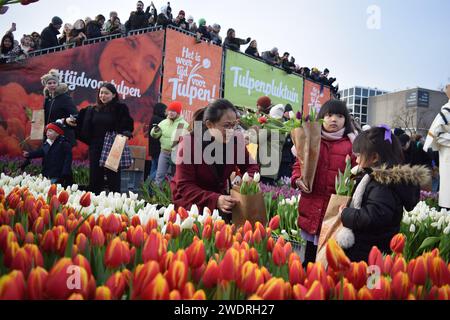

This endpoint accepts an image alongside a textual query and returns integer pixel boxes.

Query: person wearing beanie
[256,96,272,114]
[173,10,188,31]
[41,69,78,146]
[156,4,173,28]
[40,16,63,49]
[23,121,73,186]
[187,15,197,33]
[196,18,211,42]
[150,101,189,185]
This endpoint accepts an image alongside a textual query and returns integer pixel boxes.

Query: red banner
[0,30,164,160]
[161,28,223,122]
[302,80,331,116]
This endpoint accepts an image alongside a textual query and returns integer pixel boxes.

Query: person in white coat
[423,84,450,209]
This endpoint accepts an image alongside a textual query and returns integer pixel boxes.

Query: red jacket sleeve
[291,157,301,188]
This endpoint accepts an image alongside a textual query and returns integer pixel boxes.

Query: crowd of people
[0,1,339,95]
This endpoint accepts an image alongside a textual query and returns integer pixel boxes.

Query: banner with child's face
[302,80,332,116]
[0,30,165,160]
[223,49,303,111]
[161,28,223,123]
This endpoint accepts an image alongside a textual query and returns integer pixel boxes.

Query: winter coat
[43,84,78,146]
[261,51,279,65]
[210,32,222,45]
[223,37,250,52]
[27,135,72,180]
[341,165,429,262]
[74,102,134,146]
[403,143,432,168]
[125,10,150,32]
[171,133,260,212]
[148,103,167,158]
[197,26,211,40]
[86,21,103,39]
[40,24,60,49]
[245,46,259,57]
[291,136,353,235]
[156,14,173,28]
[150,116,189,152]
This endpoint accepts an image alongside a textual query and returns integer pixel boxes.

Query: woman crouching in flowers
[171,99,259,220]
[338,126,430,262]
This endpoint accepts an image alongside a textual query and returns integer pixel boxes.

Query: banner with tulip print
[0,30,165,160]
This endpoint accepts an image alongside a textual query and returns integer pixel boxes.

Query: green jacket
[150,116,189,151]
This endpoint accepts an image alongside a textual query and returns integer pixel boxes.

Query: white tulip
[409,224,416,233]
[289,111,295,119]
[443,225,450,235]
[181,217,195,230]
[253,173,261,184]
[189,204,199,217]
[242,172,250,183]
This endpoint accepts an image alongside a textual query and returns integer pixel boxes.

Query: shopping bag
[230,185,267,228]
[100,132,132,172]
[30,110,45,140]
[291,122,322,193]
[315,194,351,267]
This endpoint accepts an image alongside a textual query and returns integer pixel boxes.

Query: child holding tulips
[291,100,356,267]
[338,126,429,262]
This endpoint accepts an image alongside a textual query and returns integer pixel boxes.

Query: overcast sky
[1,0,449,92]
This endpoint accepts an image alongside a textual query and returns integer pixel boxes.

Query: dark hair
[353,127,404,167]
[226,28,235,38]
[190,99,237,132]
[96,14,106,21]
[96,82,119,108]
[1,34,14,54]
[317,99,353,135]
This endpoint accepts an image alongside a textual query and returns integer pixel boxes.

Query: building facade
[367,88,448,135]
[338,86,388,125]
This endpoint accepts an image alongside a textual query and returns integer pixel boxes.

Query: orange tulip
[238,261,265,295]
[391,272,410,300]
[215,224,233,251]
[182,282,196,299]
[103,214,122,235]
[326,239,351,272]
[73,254,92,278]
[140,273,170,300]
[54,213,65,227]
[289,260,306,285]
[27,267,48,300]
[192,290,207,300]
[130,225,145,248]
[305,280,326,300]
[78,221,92,238]
[272,242,286,266]
[0,270,26,300]
[269,215,280,231]
[79,192,91,207]
[345,261,368,290]
[243,230,252,244]
[104,237,131,269]
[252,228,262,244]
[411,256,428,286]
[249,247,259,264]
[75,233,88,253]
[159,251,174,273]
[91,226,105,247]
[307,262,327,289]
[132,261,160,299]
[166,260,188,291]
[95,286,112,300]
[243,220,253,234]
[292,284,308,300]
[391,256,407,277]
[45,258,90,299]
[47,184,57,199]
[357,286,374,300]
[202,260,220,288]
[219,248,240,281]
[106,271,127,299]
[390,234,405,255]
[68,293,84,300]
[254,222,266,239]
[49,195,60,214]
[429,256,450,288]
[40,230,55,253]
[369,276,391,300]
[13,223,25,243]
[202,224,212,240]
[334,280,357,300]
[383,255,393,275]
[166,222,181,239]
[186,239,206,269]
[169,290,182,300]
[256,277,285,300]
[142,230,167,262]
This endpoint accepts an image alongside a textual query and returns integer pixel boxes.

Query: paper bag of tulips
[316,156,355,267]
[230,171,267,228]
[290,108,322,194]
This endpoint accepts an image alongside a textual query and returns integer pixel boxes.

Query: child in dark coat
[338,127,430,262]
[23,122,73,186]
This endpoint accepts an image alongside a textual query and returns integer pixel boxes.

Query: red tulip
[140,273,170,300]
[169,290,182,300]
[106,272,127,299]
[252,228,262,244]
[269,215,280,230]
[75,233,88,253]
[182,282,195,299]
[78,221,91,238]
[91,226,105,247]
[266,237,275,253]
[0,225,14,251]
[177,207,189,220]
[272,242,287,266]
[13,223,25,243]
[326,239,351,272]
[254,222,266,238]
[11,247,32,276]
[55,232,68,256]
[186,239,206,269]
[142,230,167,262]
[159,251,174,273]
[95,286,112,300]
[292,284,308,300]
[192,290,206,300]
[368,246,384,272]
[191,264,206,284]
[411,256,428,286]
[369,276,391,300]
[305,280,326,300]
[238,261,264,295]
[334,280,357,300]
[166,260,188,291]
[68,293,84,300]
[202,260,220,288]
[391,256,407,277]
[47,184,57,199]
[383,254,393,275]
[57,190,69,205]
[104,237,131,269]
[54,213,65,226]
[79,192,91,207]
[24,232,35,244]
[429,256,450,287]
[390,234,406,255]
[289,260,306,285]
[27,267,48,300]
[24,244,44,268]
[32,216,45,235]
[202,224,212,240]
[132,261,160,299]
[166,222,180,238]
[345,261,368,290]
[258,116,268,124]
[0,270,26,300]
[215,225,233,251]
[104,214,122,235]
[219,248,240,281]
[249,247,259,264]
[357,286,374,300]
[391,272,410,300]
[307,262,327,289]
[40,230,55,253]
[73,254,92,278]
[130,225,145,248]
[256,277,285,300]
[45,258,90,299]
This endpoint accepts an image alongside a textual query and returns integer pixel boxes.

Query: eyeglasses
[218,122,239,130]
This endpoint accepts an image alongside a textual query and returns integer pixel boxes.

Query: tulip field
[0,173,449,300]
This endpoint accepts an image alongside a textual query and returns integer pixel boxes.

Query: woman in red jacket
[171,99,259,218]
[291,100,356,266]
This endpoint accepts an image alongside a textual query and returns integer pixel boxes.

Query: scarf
[322,127,357,143]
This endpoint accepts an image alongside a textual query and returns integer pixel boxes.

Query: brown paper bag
[30,110,45,140]
[230,185,267,228]
[291,122,322,193]
[315,194,351,267]
[104,134,128,173]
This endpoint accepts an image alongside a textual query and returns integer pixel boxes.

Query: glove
[246,37,251,42]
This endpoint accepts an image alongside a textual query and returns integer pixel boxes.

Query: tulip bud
[91,226,105,247]
[27,267,48,300]
[166,260,188,291]
[242,172,250,183]
[106,272,127,299]
[215,225,233,252]
[391,272,410,300]
[140,273,170,300]
[104,237,131,269]
[143,229,167,262]
[289,260,306,285]
[0,270,26,300]
[272,242,286,266]
[186,239,206,269]
[326,239,351,272]
[47,184,57,199]
[79,192,91,207]
[390,234,406,255]
[256,277,285,300]
[202,259,220,288]
[219,248,240,282]
[269,215,280,231]
[253,172,261,183]
[132,261,160,299]
[95,286,112,300]
[411,256,427,286]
